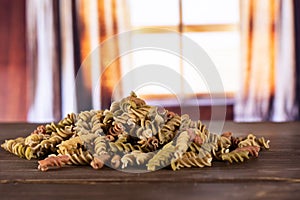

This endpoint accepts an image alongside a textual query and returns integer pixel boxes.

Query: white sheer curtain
[235,0,298,121]
[26,0,129,122]
[26,0,60,122]
[272,0,298,121]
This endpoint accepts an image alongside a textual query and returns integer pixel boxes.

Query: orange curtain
[235,0,298,121]
[26,0,129,122]
[76,0,128,111]
[0,0,27,122]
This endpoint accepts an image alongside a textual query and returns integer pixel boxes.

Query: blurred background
[0,0,299,122]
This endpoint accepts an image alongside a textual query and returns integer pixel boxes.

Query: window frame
[126,0,240,105]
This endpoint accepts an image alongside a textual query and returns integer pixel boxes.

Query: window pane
[183,32,240,93]
[120,33,181,96]
[120,32,240,95]
[129,0,179,26]
[182,0,240,25]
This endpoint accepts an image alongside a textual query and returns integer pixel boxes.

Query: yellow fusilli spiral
[64,148,93,165]
[46,113,77,134]
[1,137,35,160]
[221,151,250,163]
[171,151,212,170]
[256,137,270,149]
[147,142,175,171]
[109,141,142,153]
[238,134,260,148]
[57,136,84,155]
[24,133,49,148]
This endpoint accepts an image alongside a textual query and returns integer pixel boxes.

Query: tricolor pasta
[1,92,270,172]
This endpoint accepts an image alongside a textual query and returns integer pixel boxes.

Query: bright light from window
[119,33,181,96]
[182,0,240,25]
[184,32,240,93]
[129,0,179,26]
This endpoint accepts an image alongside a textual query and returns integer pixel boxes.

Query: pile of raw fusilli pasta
[1,92,270,172]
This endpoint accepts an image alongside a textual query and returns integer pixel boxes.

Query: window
[120,0,240,101]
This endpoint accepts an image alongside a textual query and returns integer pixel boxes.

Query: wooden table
[0,122,299,200]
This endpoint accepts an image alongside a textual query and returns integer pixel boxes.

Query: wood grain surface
[0,121,299,200]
